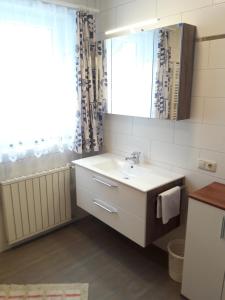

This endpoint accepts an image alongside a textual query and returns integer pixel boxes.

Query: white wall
[96,0,225,248]
[62,0,97,8]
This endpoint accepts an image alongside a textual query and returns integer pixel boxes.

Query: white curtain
[0,0,77,162]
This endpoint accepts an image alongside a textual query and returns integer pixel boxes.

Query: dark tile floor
[0,216,183,300]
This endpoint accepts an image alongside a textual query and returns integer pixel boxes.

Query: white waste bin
[167,239,185,283]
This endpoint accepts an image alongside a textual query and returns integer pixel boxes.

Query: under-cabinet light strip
[105,18,160,35]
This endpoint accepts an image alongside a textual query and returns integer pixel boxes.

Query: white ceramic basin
[73,153,184,192]
[93,158,157,179]
[93,159,138,178]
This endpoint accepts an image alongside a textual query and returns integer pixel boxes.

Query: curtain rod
[41,0,99,13]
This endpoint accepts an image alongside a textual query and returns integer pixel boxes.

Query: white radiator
[0,166,71,245]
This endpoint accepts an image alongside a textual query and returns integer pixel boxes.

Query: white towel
[157,186,181,224]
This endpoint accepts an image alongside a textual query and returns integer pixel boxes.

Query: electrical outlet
[198,159,217,172]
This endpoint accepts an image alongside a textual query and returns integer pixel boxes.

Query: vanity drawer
[76,165,147,220]
[76,185,146,247]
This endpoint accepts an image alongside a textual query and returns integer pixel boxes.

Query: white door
[182,198,225,300]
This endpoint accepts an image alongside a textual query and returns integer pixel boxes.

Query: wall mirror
[105,23,196,120]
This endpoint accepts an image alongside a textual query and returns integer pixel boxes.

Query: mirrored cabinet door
[151,25,182,120]
[105,23,196,120]
[106,30,154,117]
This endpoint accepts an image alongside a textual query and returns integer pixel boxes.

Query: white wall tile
[171,166,221,191]
[154,14,182,28]
[192,69,225,97]
[190,97,204,122]
[104,114,133,134]
[205,69,225,97]
[99,0,133,11]
[199,124,225,152]
[194,41,209,69]
[87,0,98,8]
[104,132,150,161]
[116,0,156,27]
[97,7,117,33]
[175,122,225,152]
[191,69,208,97]
[174,122,202,147]
[158,0,212,18]
[151,160,174,171]
[151,141,199,170]
[203,98,225,125]
[182,4,225,37]
[209,39,225,68]
[133,118,174,142]
[103,131,117,152]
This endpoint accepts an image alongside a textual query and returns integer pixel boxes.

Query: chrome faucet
[125,151,141,164]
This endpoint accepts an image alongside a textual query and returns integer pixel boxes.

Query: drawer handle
[220,216,225,239]
[92,176,118,188]
[93,200,118,214]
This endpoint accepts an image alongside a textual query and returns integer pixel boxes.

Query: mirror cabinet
[105,23,196,120]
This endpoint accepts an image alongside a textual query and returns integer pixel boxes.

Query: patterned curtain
[154,29,172,119]
[74,11,107,154]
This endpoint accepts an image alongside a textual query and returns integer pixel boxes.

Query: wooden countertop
[189,182,225,210]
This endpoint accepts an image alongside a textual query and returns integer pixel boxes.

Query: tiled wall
[96,0,225,247]
[97,0,225,192]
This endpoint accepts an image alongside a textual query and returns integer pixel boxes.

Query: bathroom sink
[93,159,157,180]
[73,153,184,192]
[93,159,138,178]
[93,158,127,173]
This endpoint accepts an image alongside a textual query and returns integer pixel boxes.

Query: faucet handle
[125,151,141,164]
[131,151,141,163]
[131,151,141,158]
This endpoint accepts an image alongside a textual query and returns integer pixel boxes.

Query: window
[0,0,76,162]
[106,30,154,117]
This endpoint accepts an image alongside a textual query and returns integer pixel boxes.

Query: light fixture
[105,18,160,35]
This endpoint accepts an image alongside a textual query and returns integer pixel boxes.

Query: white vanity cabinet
[74,154,184,248]
[182,182,225,300]
[76,165,147,246]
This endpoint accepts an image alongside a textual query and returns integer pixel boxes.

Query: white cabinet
[74,162,183,247]
[182,197,225,300]
[75,165,147,247]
